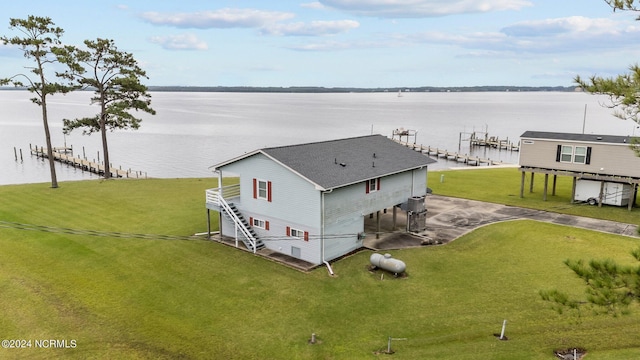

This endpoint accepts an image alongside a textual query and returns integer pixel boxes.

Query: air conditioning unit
[407,196,427,232]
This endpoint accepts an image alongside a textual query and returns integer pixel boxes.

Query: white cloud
[384,15,640,56]
[318,0,532,18]
[261,20,359,36]
[501,16,618,37]
[140,8,295,29]
[149,34,208,50]
[280,12,640,60]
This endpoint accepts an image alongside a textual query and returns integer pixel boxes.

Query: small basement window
[252,218,265,229]
[287,226,309,241]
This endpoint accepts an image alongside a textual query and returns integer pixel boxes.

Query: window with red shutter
[366,178,379,193]
[255,179,271,201]
[289,227,306,240]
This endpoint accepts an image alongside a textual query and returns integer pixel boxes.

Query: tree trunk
[100,112,111,179]
[41,94,58,188]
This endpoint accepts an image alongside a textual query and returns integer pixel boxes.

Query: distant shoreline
[1,85,577,93]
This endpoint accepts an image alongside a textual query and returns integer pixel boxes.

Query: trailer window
[574,146,587,164]
[560,145,573,162]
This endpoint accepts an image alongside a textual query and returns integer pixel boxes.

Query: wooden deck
[30,145,146,179]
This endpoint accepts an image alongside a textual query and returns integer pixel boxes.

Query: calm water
[0,90,636,186]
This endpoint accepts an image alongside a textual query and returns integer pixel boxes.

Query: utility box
[574,179,632,206]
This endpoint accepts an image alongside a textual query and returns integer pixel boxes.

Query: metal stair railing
[217,194,259,253]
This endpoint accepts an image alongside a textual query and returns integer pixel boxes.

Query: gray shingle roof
[217,134,437,190]
[521,131,633,144]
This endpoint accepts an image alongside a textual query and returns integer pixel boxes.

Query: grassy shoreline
[1,172,639,359]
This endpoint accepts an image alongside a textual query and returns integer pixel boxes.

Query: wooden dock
[394,140,505,166]
[468,132,519,151]
[30,145,146,179]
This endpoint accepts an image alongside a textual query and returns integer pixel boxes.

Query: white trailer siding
[520,137,640,178]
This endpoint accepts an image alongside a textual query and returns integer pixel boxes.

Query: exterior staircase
[205,185,265,253]
[224,203,265,252]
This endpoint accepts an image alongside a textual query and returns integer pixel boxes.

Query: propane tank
[370,253,406,274]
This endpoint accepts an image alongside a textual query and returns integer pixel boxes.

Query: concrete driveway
[366,194,639,250]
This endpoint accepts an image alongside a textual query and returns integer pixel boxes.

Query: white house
[205,134,437,266]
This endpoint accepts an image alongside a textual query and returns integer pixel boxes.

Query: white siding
[220,153,322,264]
[322,171,423,261]
[218,154,429,265]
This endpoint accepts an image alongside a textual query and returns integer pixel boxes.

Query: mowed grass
[0,177,640,359]
[428,167,640,225]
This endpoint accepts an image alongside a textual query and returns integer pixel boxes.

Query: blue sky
[1,0,639,87]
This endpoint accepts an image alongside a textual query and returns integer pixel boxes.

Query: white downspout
[321,189,335,276]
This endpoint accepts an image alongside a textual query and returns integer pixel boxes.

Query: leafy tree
[58,38,155,179]
[1,16,75,188]
[540,248,640,316]
[575,1,640,155]
[605,0,640,14]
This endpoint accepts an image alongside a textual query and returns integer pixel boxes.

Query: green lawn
[428,167,640,225]
[1,177,640,359]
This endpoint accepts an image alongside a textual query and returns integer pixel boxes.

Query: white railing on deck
[205,184,257,253]
[205,184,240,206]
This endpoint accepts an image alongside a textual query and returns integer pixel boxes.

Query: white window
[252,218,266,229]
[369,178,378,192]
[574,146,587,164]
[287,226,309,241]
[560,145,573,162]
[257,180,268,200]
[253,178,272,202]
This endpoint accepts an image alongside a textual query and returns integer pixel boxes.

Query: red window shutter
[267,181,272,202]
[304,231,309,241]
[249,217,253,226]
[377,178,381,191]
[365,181,370,194]
[265,221,270,230]
[252,178,257,199]
[286,226,291,236]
